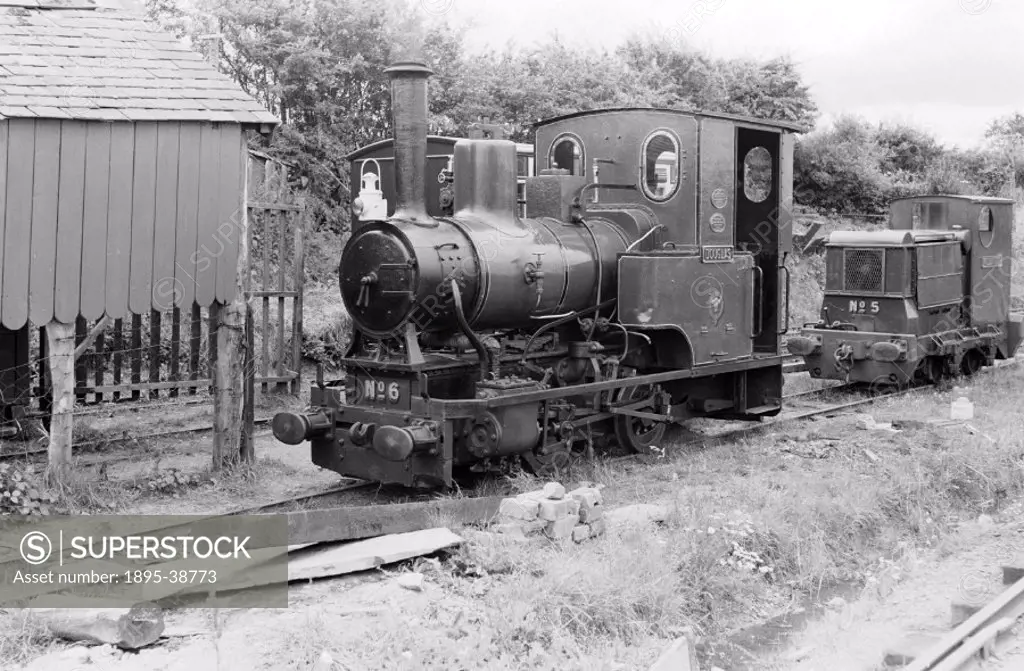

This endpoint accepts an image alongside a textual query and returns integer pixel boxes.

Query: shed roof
[0,0,278,126]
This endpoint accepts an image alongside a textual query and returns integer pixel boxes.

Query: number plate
[356,377,405,405]
[848,299,880,314]
[701,246,734,263]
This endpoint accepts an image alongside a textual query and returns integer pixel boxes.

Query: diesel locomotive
[272,60,802,487]
[787,195,1023,387]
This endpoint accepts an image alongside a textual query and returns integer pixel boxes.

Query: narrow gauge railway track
[902,573,1024,671]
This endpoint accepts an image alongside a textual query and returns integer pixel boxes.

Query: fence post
[212,145,252,470]
[45,320,75,484]
[240,304,255,462]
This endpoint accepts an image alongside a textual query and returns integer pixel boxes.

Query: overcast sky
[431,0,1020,149]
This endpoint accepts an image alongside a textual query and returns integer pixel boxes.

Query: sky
[428,0,1022,149]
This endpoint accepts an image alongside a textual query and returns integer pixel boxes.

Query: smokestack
[384,61,433,224]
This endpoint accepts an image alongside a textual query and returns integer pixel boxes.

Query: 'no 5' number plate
[848,299,880,314]
[360,378,402,404]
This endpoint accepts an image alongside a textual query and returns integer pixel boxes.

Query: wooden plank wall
[0,130,308,407]
[0,119,246,330]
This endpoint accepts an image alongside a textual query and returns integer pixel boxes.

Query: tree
[984,112,1024,197]
[875,123,943,176]
[793,116,890,214]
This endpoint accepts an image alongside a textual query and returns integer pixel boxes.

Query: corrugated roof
[0,0,279,126]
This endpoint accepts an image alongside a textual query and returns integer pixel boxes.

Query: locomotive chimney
[384,60,433,224]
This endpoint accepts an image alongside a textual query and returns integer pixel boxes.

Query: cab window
[742,146,772,203]
[641,130,680,202]
[978,205,993,232]
[549,135,583,175]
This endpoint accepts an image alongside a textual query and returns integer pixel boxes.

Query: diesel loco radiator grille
[844,249,884,293]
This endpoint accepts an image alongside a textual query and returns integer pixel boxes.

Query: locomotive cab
[790,195,1020,387]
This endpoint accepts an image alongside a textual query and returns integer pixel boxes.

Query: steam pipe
[384,61,434,225]
[450,280,490,382]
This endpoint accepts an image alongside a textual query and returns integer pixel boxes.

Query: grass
[0,611,55,668]
[252,363,1024,671]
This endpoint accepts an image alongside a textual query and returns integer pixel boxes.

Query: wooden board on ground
[167,527,464,601]
[288,527,463,582]
[284,496,503,545]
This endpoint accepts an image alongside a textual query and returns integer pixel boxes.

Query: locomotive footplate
[790,325,1004,386]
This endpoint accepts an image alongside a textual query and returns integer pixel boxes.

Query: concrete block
[542,482,566,500]
[521,519,547,535]
[951,602,982,628]
[569,487,602,506]
[1003,565,1024,585]
[566,498,581,516]
[649,633,697,671]
[572,524,590,543]
[493,522,527,538]
[883,633,941,666]
[538,498,570,521]
[589,518,607,537]
[312,651,335,671]
[499,497,539,521]
[545,514,579,540]
[580,505,603,524]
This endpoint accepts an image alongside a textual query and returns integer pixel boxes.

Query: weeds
[0,463,57,515]
[0,611,54,667]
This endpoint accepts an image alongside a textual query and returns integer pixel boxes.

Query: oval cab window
[549,135,584,175]
[743,146,772,203]
[641,131,680,202]
[978,205,995,247]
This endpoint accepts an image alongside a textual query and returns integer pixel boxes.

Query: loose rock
[397,572,424,592]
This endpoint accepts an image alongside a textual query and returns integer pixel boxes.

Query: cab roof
[827,230,963,247]
[533,107,808,134]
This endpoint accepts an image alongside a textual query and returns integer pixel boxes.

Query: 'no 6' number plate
[701,246,734,263]
[361,378,402,404]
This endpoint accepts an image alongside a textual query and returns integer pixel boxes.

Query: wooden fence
[247,151,305,395]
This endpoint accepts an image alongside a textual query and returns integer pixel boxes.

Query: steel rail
[0,417,276,461]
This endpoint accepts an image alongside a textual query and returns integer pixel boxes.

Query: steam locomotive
[787,196,1023,387]
[272,60,802,487]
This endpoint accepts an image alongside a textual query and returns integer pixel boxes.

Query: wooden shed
[0,0,278,331]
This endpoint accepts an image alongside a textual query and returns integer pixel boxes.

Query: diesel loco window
[549,135,583,175]
[743,146,772,203]
[641,130,680,202]
[978,206,993,232]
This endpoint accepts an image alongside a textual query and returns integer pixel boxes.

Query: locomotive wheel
[960,349,985,377]
[523,443,578,480]
[613,384,666,455]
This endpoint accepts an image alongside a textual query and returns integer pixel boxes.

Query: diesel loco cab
[789,195,1023,387]
[272,60,802,488]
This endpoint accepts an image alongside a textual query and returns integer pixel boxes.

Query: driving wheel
[522,442,576,479]
[613,383,667,454]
